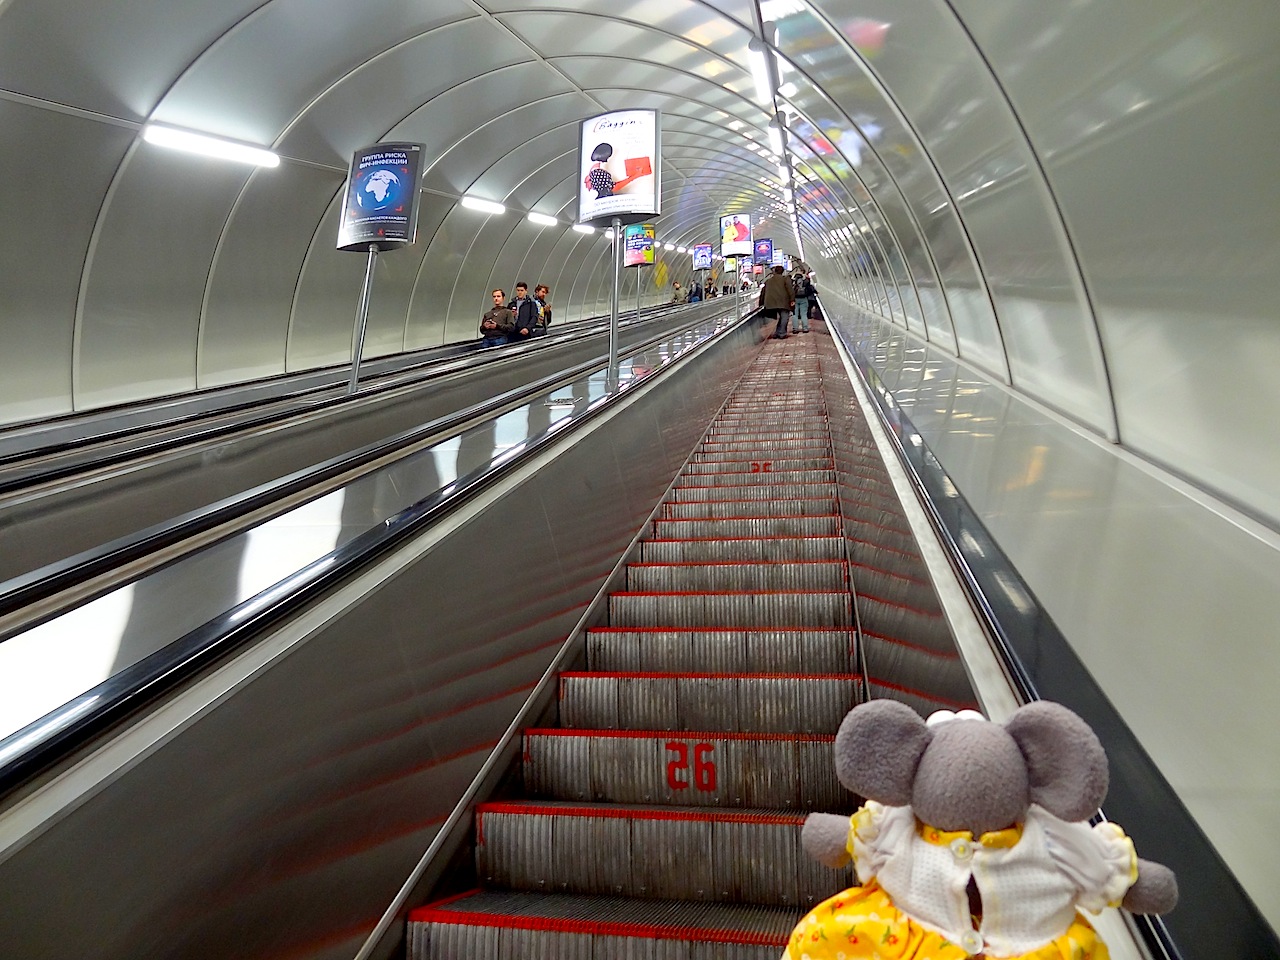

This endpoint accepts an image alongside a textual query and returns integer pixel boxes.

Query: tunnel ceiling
[2,0,1280,530]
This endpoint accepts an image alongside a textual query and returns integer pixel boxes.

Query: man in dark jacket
[759,264,795,339]
[480,288,515,346]
[508,281,542,340]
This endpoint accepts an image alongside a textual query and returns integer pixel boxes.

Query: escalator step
[650,517,841,539]
[661,499,836,519]
[609,590,853,628]
[638,536,845,563]
[682,458,833,474]
[523,729,843,808]
[408,891,800,959]
[474,801,850,907]
[856,593,952,650]
[668,483,836,502]
[587,628,855,673]
[676,469,837,486]
[626,560,848,592]
[558,672,860,733]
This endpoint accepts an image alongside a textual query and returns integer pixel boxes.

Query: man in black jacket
[508,281,542,340]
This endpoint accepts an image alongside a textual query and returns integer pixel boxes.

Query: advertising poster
[578,109,661,227]
[692,243,713,270]
[772,248,787,267]
[720,214,751,257]
[337,143,423,252]
[723,256,737,273]
[754,237,774,265]
[624,223,656,268]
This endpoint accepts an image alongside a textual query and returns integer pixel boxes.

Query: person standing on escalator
[760,264,795,339]
[508,281,542,341]
[533,284,551,336]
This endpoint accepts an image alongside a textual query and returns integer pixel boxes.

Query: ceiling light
[767,124,784,156]
[677,246,688,253]
[747,37,773,105]
[526,212,558,226]
[461,196,506,215]
[142,124,279,167]
[572,224,595,234]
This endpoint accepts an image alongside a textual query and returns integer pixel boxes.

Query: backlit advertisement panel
[578,109,660,227]
[720,214,751,257]
[337,143,423,252]
[754,238,773,265]
[624,223,655,267]
[723,256,737,273]
[692,243,713,270]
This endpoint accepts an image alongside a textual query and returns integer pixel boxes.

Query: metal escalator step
[475,801,850,907]
[610,590,853,628]
[682,458,833,474]
[651,517,841,539]
[586,628,856,673]
[867,680,980,716]
[695,440,830,454]
[523,729,844,808]
[668,483,835,502]
[662,499,836,519]
[558,672,860,733]
[626,560,848,592]
[843,517,919,553]
[408,891,801,959]
[639,536,845,563]
[677,469,836,486]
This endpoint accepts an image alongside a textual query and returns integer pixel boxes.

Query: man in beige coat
[759,264,795,339]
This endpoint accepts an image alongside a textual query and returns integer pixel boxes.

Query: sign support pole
[348,243,379,394]
[635,270,642,324]
[608,216,622,391]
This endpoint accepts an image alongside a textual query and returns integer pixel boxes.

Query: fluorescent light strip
[747,39,773,105]
[526,212,558,226]
[142,124,279,168]
[572,224,595,234]
[461,196,506,215]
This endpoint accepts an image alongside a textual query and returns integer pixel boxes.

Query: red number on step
[749,461,773,473]
[694,743,717,792]
[666,741,689,790]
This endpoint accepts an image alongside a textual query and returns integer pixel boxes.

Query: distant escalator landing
[408,325,977,958]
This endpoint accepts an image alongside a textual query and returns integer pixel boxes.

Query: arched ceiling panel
[152,0,480,146]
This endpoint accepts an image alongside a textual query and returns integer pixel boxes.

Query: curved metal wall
[2,0,1280,939]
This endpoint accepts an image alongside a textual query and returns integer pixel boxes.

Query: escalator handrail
[0,306,724,631]
[0,304,755,800]
[0,301,695,484]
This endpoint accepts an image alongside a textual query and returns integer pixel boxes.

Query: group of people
[759,264,818,339]
[479,281,551,347]
[671,280,719,303]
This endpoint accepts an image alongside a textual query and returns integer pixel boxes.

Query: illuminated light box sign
[720,214,751,257]
[578,109,661,227]
[692,243,713,270]
[337,143,424,252]
[723,256,738,273]
[754,238,774,265]
[624,223,656,267]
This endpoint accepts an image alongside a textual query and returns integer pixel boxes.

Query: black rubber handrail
[0,306,757,799]
[0,301,690,483]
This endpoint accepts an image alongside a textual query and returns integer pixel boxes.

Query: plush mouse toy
[787,700,1177,960]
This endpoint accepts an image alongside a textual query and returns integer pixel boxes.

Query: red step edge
[476,801,805,826]
[525,728,835,742]
[560,671,861,681]
[408,902,788,947]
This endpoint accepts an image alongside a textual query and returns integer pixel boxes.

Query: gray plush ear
[834,699,931,805]
[1004,701,1108,821]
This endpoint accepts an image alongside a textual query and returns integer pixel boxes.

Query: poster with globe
[753,237,774,266]
[337,143,424,252]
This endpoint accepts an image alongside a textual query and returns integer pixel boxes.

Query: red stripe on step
[477,801,806,826]
[526,728,835,742]
[407,907,789,947]
[612,589,850,596]
[560,671,862,681]
[643,536,842,543]
[628,560,846,567]
[856,591,942,618]
[587,625,855,635]
[652,516,841,525]
[850,560,932,587]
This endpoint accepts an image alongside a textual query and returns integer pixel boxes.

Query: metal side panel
[0,319,768,959]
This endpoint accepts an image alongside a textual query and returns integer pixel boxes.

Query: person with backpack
[792,271,816,333]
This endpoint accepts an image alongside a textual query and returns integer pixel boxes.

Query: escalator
[406,326,977,957]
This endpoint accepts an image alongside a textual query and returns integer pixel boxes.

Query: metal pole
[608,216,622,391]
[636,268,642,323]
[348,243,379,394]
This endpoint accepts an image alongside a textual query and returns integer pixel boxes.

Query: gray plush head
[833,700,1109,835]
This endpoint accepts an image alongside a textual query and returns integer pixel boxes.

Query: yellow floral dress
[783,803,1137,960]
